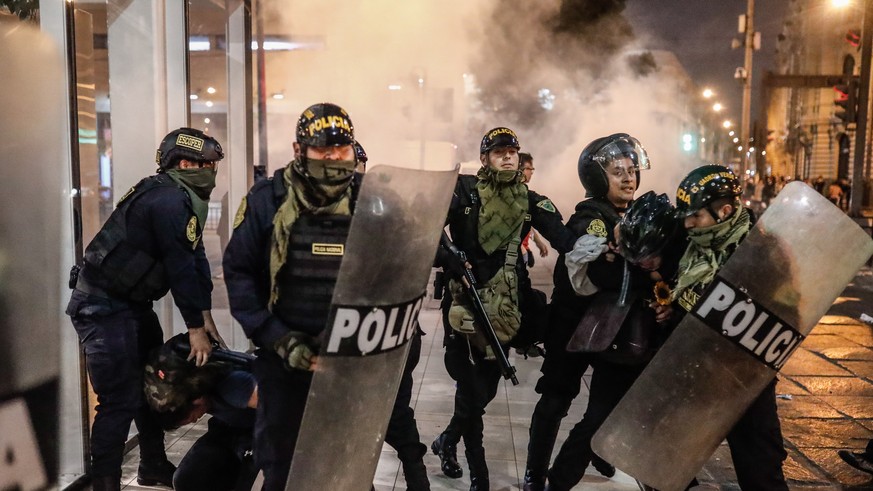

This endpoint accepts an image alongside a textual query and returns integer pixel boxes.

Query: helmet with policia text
[295,102,355,148]
[675,164,741,217]
[156,127,224,170]
[619,191,680,263]
[354,141,368,164]
[578,133,650,198]
[480,127,521,154]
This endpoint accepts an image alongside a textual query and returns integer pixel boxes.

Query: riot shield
[592,182,873,491]
[285,165,456,491]
[0,23,65,490]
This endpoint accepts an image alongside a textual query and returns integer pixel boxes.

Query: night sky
[625,0,789,123]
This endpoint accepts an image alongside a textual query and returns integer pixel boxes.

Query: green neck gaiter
[295,157,356,203]
[166,168,216,225]
[476,166,528,254]
[672,206,751,302]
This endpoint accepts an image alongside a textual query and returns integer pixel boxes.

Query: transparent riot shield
[592,182,873,491]
[285,165,456,491]
[0,23,65,490]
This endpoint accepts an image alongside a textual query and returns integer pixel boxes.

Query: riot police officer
[524,134,651,491]
[66,127,225,491]
[433,127,579,491]
[670,165,789,491]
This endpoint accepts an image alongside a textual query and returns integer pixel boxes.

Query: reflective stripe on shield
[285,165,456,491]
[592,182,873,491]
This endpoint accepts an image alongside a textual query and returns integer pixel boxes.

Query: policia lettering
[693,278,803,370]
[325,295,425,356]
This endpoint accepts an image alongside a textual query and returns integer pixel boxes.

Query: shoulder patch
[536,199,556,213]
[233,197,247,229]
[186,216,198,243]
[586,219,608,238]
[117,185,136,206]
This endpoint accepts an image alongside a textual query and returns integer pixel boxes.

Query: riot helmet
[295,102,355,148]
[156,127,224,170]
[675,164,741,218]
[619,191,680,264]
[480,127,521,155]
[577,133,650,198]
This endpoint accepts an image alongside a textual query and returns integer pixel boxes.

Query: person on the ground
[66,127,225,491]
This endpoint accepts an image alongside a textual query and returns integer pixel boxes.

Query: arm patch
[536,199,556,213]
[233,196,247,229]
[586,219,608,238]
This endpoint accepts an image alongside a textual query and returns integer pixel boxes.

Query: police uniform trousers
[251,351,311,491]
[441,317,504,451]
[173,417,257,491]
[385,332,428,462]
[66,290,166,478]
[724,379,788,491]
[547,359,643,490]
[526,303,592,477]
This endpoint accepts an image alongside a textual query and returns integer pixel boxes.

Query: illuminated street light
[723,120,732,129]
[737,146,743,151]
[702,88,714,99]
[729,130,735,136]
[733,137,739,143]
[832,0,851,7]
[712,102,723,112]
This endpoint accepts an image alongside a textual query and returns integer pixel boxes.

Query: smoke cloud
[262,0,702,217]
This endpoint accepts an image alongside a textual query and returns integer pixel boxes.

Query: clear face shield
[593,136,651,178]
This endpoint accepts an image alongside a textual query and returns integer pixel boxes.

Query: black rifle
[173,339,256,368]
[440,232,519,385]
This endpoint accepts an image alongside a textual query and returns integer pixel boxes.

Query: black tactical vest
[272,213,352,336]
[78,174,182,302]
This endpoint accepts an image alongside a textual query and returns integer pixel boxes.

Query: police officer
[432,127,579,491]
[523,134,651,491]
[223,103,369,490]
[669,164,789,490]
[66,127,225,491]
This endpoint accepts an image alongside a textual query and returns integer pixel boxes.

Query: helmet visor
[594,136,651,173]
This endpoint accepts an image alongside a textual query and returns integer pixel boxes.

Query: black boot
[591,454,616,478]
[522,468,546,491]
[431,433,463,478]
[90,475,120,491]
[398,445,431,491]
[524,395,571,491]
[137,458,176,487]
[466,447,489,491]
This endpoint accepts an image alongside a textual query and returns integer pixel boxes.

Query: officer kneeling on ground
[66,127,225,491]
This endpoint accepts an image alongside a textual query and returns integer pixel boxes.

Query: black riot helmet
[675,164,741,217]
[295,102,355,148]
[155,127,224,170]
[577,133,650,198]
[480,127,521,155]
[619,191,680,264]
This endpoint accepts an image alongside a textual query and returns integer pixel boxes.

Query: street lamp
[831,0,851,7]
[702,88,714,99]
[713,102,724,112]
[723,120,733,128]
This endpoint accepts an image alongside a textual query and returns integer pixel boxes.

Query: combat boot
[398,445,431,491]
[466,447,489,491]
[522,468,545,491]
[90,475,120,491]
[431,433,463,478]
[137,458,176,487]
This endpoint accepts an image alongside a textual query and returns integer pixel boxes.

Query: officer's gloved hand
[569,234,608,264]
[273,331,317,371]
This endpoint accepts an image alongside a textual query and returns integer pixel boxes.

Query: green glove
[273,331,317,371]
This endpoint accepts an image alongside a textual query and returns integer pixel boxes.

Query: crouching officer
[224,103,369,491]
[432,127,579,491]
[66,127,225,491]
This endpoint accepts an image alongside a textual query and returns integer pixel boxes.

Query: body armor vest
[272,213,352,336]
[79,174,182,302]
